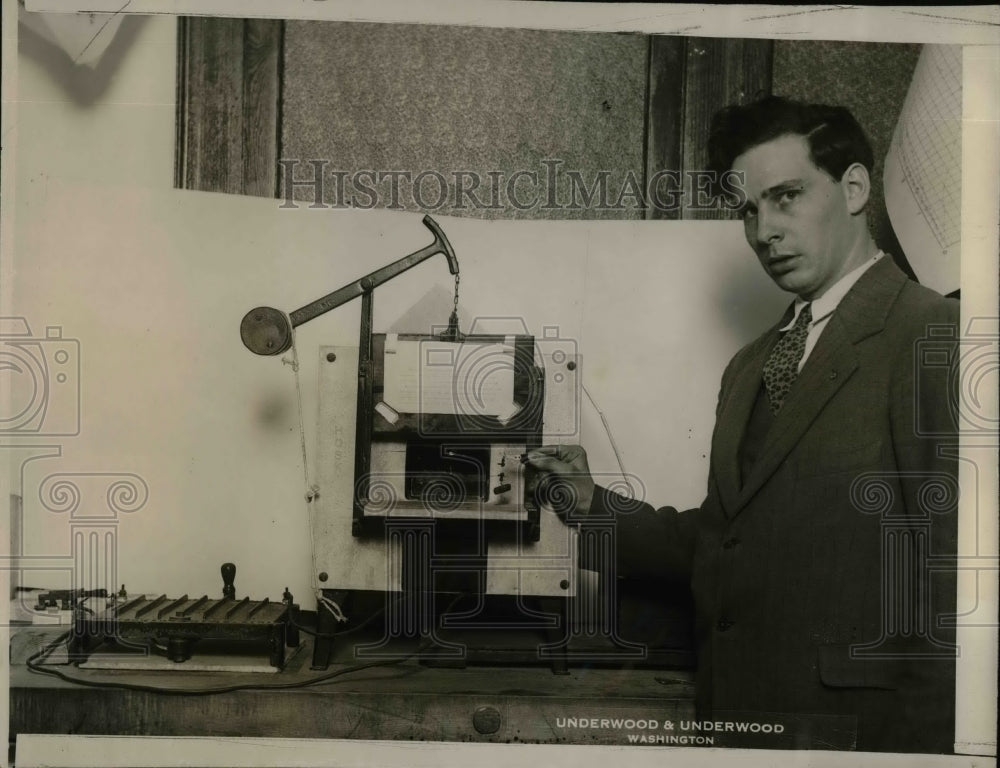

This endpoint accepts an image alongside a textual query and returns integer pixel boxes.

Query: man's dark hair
[707,96,874,184]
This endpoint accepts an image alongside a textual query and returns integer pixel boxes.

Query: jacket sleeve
[587,485,700,585]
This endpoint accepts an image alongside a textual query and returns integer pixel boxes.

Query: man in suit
[525,97,959,753]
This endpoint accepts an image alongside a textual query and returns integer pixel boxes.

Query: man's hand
[522,445,596,520]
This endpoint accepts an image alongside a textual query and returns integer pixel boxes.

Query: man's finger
[522,454,567,472]
[526,445,564,458]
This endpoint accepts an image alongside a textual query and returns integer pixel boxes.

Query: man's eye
[779,189,801,204]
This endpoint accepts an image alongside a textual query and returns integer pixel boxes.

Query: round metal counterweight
[240,307,293,355]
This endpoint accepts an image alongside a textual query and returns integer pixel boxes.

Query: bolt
[318,572,329,582]
[326,352,337,362]
[567,361,576,371]
[472,706,502,735]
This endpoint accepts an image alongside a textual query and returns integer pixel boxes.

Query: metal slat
[181,595,210,617]
[134,595,168,619]
[225,596,251,619]
[203,598,230,619]
[157,595,190,619]
[115,595,147,617]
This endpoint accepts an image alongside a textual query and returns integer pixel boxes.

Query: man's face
[731,134,858,300]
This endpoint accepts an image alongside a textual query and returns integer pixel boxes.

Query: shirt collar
[779,251,885,331]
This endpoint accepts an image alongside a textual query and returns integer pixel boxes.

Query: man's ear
[841,162,871,215]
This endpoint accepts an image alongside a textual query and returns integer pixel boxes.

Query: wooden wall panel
[175,18,282,197]
[242,20,284,197]
[646,37,773,220]
[645,36,686,221]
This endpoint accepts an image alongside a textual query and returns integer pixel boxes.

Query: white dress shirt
[779,251,884,372]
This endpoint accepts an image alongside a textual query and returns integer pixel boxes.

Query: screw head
[326,352,337,362]
[318,572,329,583]
[472,706,502,735]
[566,360,577,371]
[559,579,570,590]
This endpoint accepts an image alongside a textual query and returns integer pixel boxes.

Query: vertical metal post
[352,290,375,535]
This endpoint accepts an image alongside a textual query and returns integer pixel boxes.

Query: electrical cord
[535,345,632,493]
[26,594,465,696]
[289,594,406,640]
[582,384,634,496]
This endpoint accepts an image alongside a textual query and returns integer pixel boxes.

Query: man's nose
[755,208,782,246]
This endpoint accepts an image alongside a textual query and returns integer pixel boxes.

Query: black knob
[221,562,236,599]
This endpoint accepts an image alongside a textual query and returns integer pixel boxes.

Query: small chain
[444,271,461,340]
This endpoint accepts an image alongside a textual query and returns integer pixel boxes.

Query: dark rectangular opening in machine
[403,443,490,504]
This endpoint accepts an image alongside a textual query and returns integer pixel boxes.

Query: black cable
[26,593,466,696]
[290,594,406,640]
[27,638,424,695]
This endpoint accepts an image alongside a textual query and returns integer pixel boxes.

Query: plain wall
[11,13,787,601]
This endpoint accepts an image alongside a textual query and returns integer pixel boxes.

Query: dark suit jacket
[592,256,960,753]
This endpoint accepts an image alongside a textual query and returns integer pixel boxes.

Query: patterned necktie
[762,302,812,414]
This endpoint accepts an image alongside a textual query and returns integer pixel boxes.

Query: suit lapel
[713,325,781,516]
[724,256,910,518]
[732,316,858,513]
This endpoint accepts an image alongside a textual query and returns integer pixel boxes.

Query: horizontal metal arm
[240,215,458,356]
[289,216,457,327]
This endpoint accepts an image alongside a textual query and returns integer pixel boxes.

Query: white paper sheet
[382,337,517,418]
[884,44,963,295]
